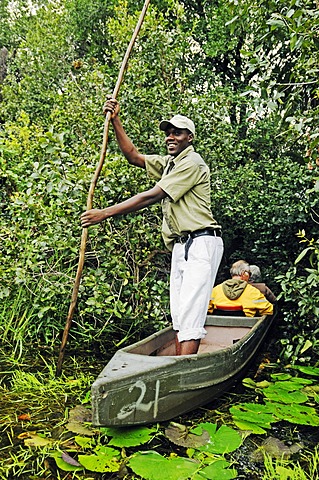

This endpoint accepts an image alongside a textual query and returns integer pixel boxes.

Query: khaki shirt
[145,146,220,251]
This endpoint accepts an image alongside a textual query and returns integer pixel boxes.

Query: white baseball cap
[159,114,195,137]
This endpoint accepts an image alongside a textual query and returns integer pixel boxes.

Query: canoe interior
[123,315,259,357]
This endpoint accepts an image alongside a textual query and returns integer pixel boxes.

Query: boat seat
[213,305,245,317]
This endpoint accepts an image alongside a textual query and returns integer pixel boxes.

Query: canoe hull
[92,314,274,426]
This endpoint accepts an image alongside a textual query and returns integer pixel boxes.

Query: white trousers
[170,235,224,342]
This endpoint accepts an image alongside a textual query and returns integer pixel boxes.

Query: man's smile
[164,127,193,157]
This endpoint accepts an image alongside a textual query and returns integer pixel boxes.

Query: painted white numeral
[117,379,160,420]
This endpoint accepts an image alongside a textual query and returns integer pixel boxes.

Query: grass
[262,447,319,480]
[0,353,96,479]
[0,289,36,360]
[0,285,61,361]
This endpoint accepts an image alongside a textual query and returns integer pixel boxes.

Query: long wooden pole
[56,0,151,376]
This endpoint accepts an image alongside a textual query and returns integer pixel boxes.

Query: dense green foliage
[0,0,318,360]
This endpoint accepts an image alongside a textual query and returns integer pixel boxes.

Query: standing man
[81,99,223,355]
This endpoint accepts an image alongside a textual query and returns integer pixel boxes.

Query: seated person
[208,260,273,317]
[249,265,277,304]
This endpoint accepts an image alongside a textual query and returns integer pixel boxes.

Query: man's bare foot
[179,339,200,355]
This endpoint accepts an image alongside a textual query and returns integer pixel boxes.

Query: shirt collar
[169,145,194,165]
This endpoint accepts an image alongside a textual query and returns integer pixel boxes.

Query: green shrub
[276,231,319,363]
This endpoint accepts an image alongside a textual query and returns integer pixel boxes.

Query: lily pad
[68,405,92,423]
[250,436,304,462]
[230,403,277,429]
[65,420,95,436]
[193,459,238,480]
[165,422,210,448]
[129,451,199,480]
[74,436,95,449]
[65,405,95,436]
[274,378,313,394]
[78,445,121,473]
[101,425,157,447]
[193,423,241,454]
[263,385,308,404]
[21,432,53,448]
[269,402,319,426]
[231,419,268,435]
[51,451,83,472]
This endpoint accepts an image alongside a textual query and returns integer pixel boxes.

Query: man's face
[164,127,193,157]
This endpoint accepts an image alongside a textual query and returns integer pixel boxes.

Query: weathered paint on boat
[91,314,274,426]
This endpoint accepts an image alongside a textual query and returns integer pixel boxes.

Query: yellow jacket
[208,279,273,317]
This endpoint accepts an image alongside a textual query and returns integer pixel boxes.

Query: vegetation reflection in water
[1,351,319,480]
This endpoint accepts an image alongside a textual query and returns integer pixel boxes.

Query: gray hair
[249,265,262,283]
[230,260,250,277]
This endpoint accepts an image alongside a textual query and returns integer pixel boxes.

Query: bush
[276,231,319,364]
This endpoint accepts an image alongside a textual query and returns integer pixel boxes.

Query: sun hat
[159,114,195,137]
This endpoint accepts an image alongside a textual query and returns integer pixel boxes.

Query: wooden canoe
[91,314,274,427]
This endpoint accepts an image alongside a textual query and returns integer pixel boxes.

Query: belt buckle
[177,234,188,244]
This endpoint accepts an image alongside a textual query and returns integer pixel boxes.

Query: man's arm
[265,285,277,304]
[81,185,167,227]
[104,98,146,168]
[242,287,274,317]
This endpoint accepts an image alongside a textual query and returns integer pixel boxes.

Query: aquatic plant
[230,365,319,434]
[262,446,319,480]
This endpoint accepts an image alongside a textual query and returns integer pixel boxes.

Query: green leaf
[295,247,314,264]
[74,436,95,449]
[230,404,276,429]
[128,451,199,480]
[101,426,157,447]
[292,366,319,377]
[255,380,272,389]
[196,423,241,454]
[263,387,308,404]
[232,419,267,434]
[23,433,53,447]
[290,34,297,51]
[165,423,210,448]
[242,377,257,389]
[225,15,239,26]
[270,373,292,381]
[266,18,285,28]
[52,452,83,472]
[270,403,319,426]
[78,446,121,472]
[193,459,238,479]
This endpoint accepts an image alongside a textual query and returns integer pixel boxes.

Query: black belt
[175,228,222,261]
